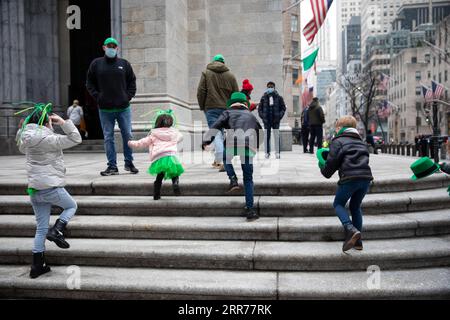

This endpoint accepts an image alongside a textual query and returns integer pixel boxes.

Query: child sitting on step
[16,103,82,279]
[128,109,184,200]
[318,115,373,252]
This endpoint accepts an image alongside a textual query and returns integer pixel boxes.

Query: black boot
[30,252,51,279]
[342,224,361,252]
[227,176,240,192]
[172,177,181,196]
[354,239,363,251]
[46,219,70,249]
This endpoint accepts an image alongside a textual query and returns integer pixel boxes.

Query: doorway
[68,0,111,139]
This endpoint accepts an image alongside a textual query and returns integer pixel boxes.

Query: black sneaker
[100,166,119,176]
[125,162,139,174]
[227,176,240,192]
[342,224,361,252]
[245,208,259,221]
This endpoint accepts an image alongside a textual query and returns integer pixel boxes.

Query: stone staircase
[64,139,105,153]
[0,176,449,299]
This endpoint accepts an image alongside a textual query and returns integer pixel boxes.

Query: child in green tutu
[128,110,184,200]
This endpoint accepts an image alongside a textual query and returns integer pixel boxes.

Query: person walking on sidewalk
[258,81,286,159]
[128,110,184,200]
[67,99,84,138]
[197,54,239,172]
[202,92,262,221]
[86,37,138,176]
[300,105,310,153]
[308,97,325,153]
[16,103,82,279]
[318,115,373,252]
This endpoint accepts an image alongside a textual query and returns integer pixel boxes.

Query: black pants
[155,173,179,185]
[309,125,323,153]
[301,127,310,152]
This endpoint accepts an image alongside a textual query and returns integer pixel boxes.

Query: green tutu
[148,155,184,180]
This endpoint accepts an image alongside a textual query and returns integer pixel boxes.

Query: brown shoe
[354,239,363,251]
[218,164,226,172]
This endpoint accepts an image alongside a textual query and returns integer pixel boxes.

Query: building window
[291,15,298,32]
[416,87,421,96]
[439,73,442,83]
[428,71,431,79]
[292,68,299,85]
[411,57,417,63]
[425,54,430,63]
[291,41,299,56]
[415,71,421,80]
[433,57,436,67]
[293,96,300,115]
[445,70,448,82]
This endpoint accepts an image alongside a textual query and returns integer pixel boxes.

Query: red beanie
[242,79,254,92]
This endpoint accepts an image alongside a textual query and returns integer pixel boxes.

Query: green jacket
[307,100,325,126]
[197,61,239,111]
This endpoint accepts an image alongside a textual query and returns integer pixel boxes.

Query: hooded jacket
[197,61,239,111]
[320,128,373,184]
[204,103,262,156]
[307,99,325,126]
[258,90,286,127]
[128,127,183,163]
[16,121,82,190]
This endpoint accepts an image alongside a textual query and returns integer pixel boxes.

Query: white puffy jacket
[16,120,82,190]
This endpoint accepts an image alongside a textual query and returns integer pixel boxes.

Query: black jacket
[258,91,286,128]
[204,104,262,154]
[321,131,373,183]
[307,100,325,126]
[86,56,137,110]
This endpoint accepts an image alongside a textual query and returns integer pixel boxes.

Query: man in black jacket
[307,97,325,153]
[258,81,286,159]
[203,92,262,221]
[320,116,373,252]
[86,37,138,176]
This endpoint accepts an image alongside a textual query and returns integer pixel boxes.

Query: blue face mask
[105,48,117,58]
[266,88,275,94]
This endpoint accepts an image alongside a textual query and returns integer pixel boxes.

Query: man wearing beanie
[86,37,138,176]
[197,54,239,172]
[258,81,286,159]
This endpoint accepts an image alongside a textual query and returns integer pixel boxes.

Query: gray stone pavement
[0,145,438,185]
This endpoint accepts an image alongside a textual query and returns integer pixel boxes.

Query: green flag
[302,48,319,71]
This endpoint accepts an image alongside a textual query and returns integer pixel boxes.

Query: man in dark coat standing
[86,37,137,176]
[300,105,310,153]
[258,81,286,159]
[307,97,325,153]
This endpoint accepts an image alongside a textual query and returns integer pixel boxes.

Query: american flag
[431,80,444,99]
[378,73,390,91]
[422,85,433,103]
[302,86,314,108]
[377,100,391,119]
[303,0,334,45]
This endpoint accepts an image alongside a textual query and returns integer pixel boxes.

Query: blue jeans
[205,108,225,163]
[99,108,134,168]
[333,179,371,231]
[30,188,77,253]
[224,153,254,209]
[309,125,323,153]
[264,123,280,155]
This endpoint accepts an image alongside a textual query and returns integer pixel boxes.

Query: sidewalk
[0,145,430,185]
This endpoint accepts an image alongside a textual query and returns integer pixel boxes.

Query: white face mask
[105,48,117,58]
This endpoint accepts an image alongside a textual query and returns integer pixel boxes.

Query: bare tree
[337,69,380,134]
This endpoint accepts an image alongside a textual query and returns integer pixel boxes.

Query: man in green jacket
[307,97,325,153]
[197,54,239,171]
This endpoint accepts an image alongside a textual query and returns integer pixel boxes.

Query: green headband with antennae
[15,102,53,144]
[140,108,177,129]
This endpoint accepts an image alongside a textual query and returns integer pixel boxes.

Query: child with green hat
[202,92,262,220]
[319,115,373,252]
[128,109,184,200]
[15,103,82,278]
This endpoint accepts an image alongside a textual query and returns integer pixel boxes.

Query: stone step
[1,210,449,241]
[1,236,449,271]
[0,189,448,216]
[1,175,448,196]
[1,265,449,299]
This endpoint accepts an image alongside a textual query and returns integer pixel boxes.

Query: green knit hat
[104,37,119,46]
[227,92,250,108]
[213,54,225,63]
[410,157,440,180]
